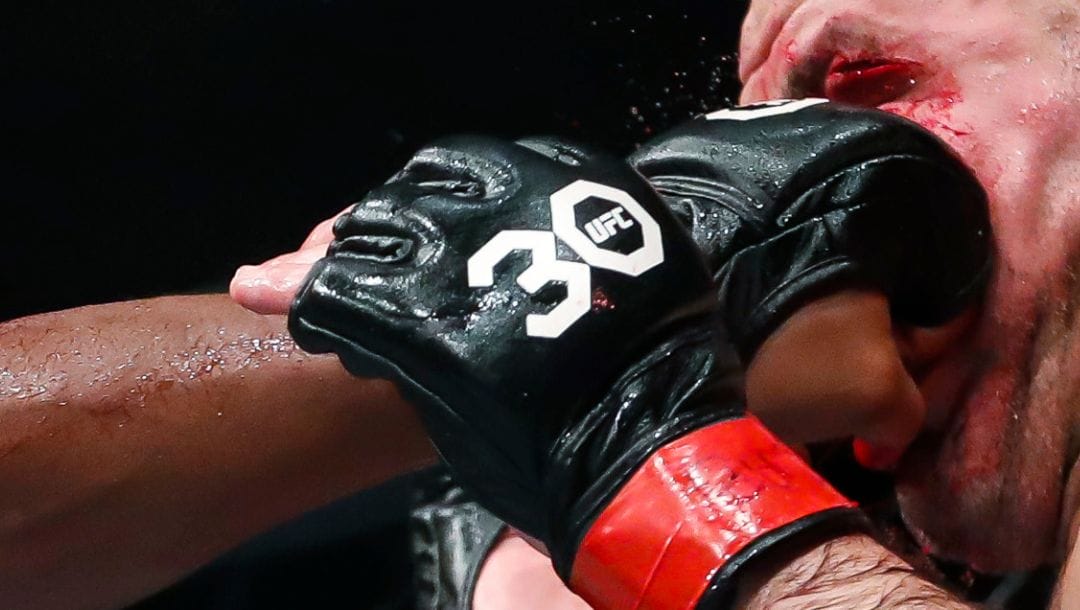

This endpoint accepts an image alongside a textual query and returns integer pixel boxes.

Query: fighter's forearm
[734,534,973,610]
[0,294,436,610]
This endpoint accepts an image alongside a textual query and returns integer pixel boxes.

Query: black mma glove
[408,101,994,606]
[411,470,507,610]
[629,98,992,362]
[289,135,863,609]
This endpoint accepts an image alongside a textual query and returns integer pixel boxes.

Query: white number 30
[467,230,592,339]
[466,180,665,339]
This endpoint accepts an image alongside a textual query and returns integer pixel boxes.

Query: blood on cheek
[806,53,969,141]
[824,58,923,108]
[879,89,970,139]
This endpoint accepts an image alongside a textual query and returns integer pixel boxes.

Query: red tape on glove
[570,416,855,610]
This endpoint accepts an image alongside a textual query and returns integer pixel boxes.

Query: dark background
[3,2,747,608]
[4,1,747,320]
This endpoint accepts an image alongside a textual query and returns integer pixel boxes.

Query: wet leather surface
[630,100,992,361]
[288,136,741,574]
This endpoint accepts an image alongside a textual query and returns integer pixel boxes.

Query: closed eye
[823,57,922,107]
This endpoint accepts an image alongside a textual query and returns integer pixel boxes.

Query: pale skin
[741,0,1080,573]
[0,295,436,610]
[741,0,1080,604]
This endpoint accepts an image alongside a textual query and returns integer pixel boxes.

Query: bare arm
[735,534,973,610]
[0,294,436,610]
[472,528,975,610]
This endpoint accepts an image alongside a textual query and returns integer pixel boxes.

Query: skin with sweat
[0,295,435,610]
[741,0,1080,572]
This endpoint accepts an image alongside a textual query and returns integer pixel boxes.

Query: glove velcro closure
[569,415,865,610]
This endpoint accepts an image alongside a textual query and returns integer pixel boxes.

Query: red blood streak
[591,288,616,311]
[880,90,970,138]
[825,57,922,107]
[783,39,799,64]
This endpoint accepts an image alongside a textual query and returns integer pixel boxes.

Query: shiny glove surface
[629,98,992,361]
[289,134,737,564]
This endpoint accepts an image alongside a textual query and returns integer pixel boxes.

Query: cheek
[878,81,969,140]
[877,87,1007,193]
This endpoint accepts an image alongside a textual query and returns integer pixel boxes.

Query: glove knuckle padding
[288,135,739,554]
[630,102,993,361]
[292,131,870,610]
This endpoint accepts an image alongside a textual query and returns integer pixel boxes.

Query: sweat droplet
[572,7,740,149]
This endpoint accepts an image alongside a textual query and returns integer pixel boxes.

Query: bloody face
[739,0,1080,571]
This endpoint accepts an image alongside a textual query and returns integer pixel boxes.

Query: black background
[4,1,747,321]
[4,2,748,608]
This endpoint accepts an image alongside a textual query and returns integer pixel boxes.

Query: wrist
[734,533,970,610]
[543,325,743,577]
[475,533,591,610]
[569,416,864,610]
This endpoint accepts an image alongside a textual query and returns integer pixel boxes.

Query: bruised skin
[742,0,1080,571]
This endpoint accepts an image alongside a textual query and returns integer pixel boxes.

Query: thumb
[229,245,328,315]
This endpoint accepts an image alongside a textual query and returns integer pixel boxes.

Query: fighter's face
[740,0,1080,571]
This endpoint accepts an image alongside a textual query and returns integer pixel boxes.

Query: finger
[852,365,926,471]
[848,306,981,470]
[261,245,328,267]
[893,305,979,373]
[745,289,928,463]
[230,264,306,314]
[834,383,923,470]
[230,246,328,315]
[300,206,352,249]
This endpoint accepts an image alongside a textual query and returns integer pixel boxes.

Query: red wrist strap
[569,416,855,610]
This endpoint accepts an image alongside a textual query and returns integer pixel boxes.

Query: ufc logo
[583,207,634,244]
[467,180,664,339]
